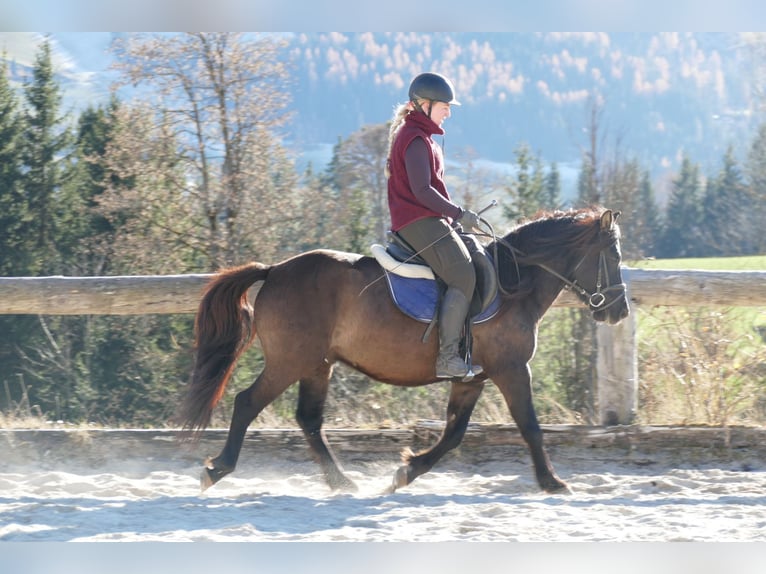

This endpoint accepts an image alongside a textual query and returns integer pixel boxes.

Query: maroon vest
[387,111,451,231]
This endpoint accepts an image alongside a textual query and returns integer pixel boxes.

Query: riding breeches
[396,217,476,299]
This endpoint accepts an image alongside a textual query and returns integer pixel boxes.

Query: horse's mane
[491,206,618,298]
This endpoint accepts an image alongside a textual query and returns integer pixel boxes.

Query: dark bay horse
[178,207,629,493]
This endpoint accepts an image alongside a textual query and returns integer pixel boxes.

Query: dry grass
[637,306,766,426]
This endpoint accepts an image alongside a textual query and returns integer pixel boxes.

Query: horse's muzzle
[591,284,629,325]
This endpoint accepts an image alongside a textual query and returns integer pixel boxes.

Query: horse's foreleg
[389,381,484,493]
[201,371,290,491]
[296,373,357,492]
[496,366,569,493]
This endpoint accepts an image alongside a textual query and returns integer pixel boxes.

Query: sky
[0,32,117,109]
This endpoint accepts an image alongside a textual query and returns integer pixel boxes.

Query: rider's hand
[457,209,481,232]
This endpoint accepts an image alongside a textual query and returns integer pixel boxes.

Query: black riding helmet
[408,72,461,108]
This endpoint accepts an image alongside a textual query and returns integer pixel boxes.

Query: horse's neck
[530,258,573,315]
[535,267,564,317]
[498,235,583,317]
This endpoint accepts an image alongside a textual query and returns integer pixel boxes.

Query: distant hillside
[284,32,761,183]
[4,32,763,192]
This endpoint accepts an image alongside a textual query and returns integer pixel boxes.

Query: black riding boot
[436,288,483,380]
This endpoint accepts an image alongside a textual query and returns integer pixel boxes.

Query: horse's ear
[600,209,615,231]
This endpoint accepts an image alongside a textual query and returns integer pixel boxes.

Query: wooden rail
[1,268,764,426]
[1,268,764,315]
[0,274,212,315]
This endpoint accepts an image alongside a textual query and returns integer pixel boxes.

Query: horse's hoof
[387,465,410,493]
[200,468,215,492]
[330,475,359,493]
[200,456,231,492]
[542,478,572,494]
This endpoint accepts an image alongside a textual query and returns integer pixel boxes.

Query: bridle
[536,244,627,312]
[491,234,627,313]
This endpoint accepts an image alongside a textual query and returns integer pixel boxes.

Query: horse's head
[569,209,630,325]
[495,207,630,324]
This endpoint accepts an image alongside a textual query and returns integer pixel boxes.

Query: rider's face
[427,101,452,126]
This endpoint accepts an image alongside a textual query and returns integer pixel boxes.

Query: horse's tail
[177,262,270,436]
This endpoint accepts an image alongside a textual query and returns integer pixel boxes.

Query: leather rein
[481,223,627,313]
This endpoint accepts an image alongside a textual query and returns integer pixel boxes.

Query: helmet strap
[411,99,433,119]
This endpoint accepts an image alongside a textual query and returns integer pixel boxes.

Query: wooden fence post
[596,309,638,426]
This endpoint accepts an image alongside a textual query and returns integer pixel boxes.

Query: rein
[536,249,627,311]
[481,222,626,312]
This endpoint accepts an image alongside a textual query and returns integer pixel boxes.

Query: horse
[177,206,629,493]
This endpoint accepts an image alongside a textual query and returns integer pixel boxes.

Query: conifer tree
[327,123,389,248]
[744,122,766,254]
[635,169,662,257]
[504,142,547,222]
[60,98,120,274]
[658,155,703,258]
[20,37,73,274]
[544,162,562,210]
[701,147,749,256]
[0,55,26,275]
[0,55,32,413]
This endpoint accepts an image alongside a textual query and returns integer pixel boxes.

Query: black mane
[490,206,616,297]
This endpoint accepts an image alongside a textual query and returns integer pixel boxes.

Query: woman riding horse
[178,207,629,494]
[386,71,483,380]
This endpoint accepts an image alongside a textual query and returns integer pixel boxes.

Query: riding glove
[457,209,481,231]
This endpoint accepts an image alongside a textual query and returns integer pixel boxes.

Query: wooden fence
[1,268,765,425]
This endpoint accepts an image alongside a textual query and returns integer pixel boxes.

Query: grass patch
[629,255,766,271]
[628,255,766,425]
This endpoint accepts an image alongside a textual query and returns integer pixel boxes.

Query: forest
[1,34,764,427]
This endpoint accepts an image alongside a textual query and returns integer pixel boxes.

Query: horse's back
[252,248,435,383]
[252,248,382,327]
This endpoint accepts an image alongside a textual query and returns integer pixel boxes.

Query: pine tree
[329,123,389,247]
[635,169,662,257]
[577,153,599,207]
[544,162,562,210]
[0,55,33,413]
[658,155,703,258]
[20,37,73,274]
[700,147,749,256]
[744,123,766,253]
[0,55,26,275]
[504,142,547,221]
[58,98,120,274]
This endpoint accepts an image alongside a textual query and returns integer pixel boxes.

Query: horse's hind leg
[389,381,484,493]
[296,370,357,492]
[201,370,292,491]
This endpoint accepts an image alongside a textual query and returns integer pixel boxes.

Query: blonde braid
[385,102,411,178]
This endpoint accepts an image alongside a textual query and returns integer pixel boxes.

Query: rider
[385,71,482,380]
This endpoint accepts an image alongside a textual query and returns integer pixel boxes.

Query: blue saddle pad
[385,272,500,324]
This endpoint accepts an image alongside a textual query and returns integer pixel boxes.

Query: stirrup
[461,364,483,382]
[436,360,483,382]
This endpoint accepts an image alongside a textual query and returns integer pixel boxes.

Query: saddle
[371,231,500,326]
